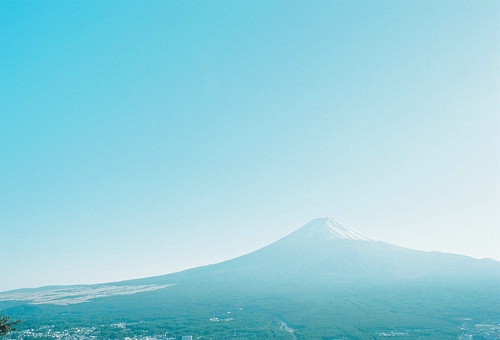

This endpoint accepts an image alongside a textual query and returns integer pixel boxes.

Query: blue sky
[1,1,499,292]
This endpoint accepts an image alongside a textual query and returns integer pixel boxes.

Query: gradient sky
[1,1,499,293]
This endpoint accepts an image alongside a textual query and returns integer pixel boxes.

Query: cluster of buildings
[3,325,194,340]
[3,326,98,340]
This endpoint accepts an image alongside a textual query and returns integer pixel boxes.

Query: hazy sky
[1,1,499,293]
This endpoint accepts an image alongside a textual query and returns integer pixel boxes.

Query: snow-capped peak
[323,218,371,241]
[293,217,371,241]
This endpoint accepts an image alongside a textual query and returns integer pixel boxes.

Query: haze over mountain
[3,0,499,296]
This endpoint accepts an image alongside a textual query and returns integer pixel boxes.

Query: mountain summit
[285,217,371,242]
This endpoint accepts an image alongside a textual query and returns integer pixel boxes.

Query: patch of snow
[0,284,173,305]
[288,217,371,242]
[323,218,371,241]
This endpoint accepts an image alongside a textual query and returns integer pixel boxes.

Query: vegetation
[0,315,21,337]
[1,279,499,339]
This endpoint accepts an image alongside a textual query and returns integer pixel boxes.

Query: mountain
[1,218,499,340]
[136,217,499,286]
